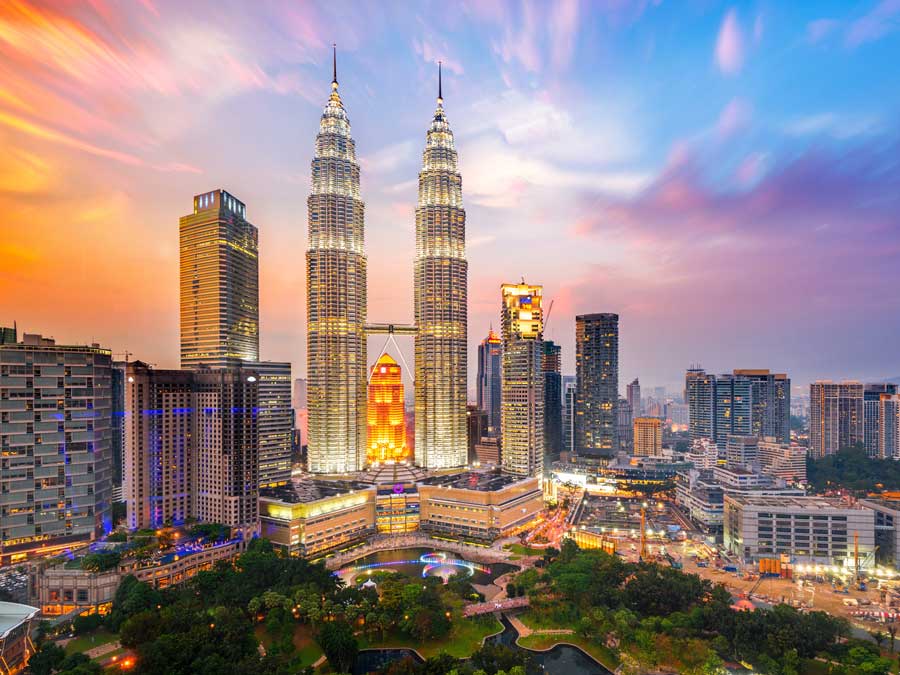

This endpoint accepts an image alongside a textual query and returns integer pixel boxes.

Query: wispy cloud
[715,8,744,75]
[847,0,900,47]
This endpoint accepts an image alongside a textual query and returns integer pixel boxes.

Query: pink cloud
[716,98,751,138]
[715,8,744,75]
[548,0,580,70]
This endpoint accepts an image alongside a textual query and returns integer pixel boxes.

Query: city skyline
[3,1,900,393]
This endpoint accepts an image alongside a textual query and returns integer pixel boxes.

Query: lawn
[254,623,324,667]
[518,633,620,671]
[503,544,544,557]
[63,628,117,656]
[517,609,578,632]
[358,615,503,659]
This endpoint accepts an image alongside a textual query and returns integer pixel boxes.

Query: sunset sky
[2,0,900,394]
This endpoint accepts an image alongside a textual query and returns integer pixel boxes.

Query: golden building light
[367,353,409,465]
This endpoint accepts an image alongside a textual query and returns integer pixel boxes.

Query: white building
[724,495,875,565]
[758,437,807,483]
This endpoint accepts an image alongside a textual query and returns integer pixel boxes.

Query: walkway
[505,613,573,638]
[463,596,530,616]
[325,534,514,571]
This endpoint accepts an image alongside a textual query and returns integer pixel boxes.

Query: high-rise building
[306,50,368,474]
[864,383,898,458]
[627,378,641,418]
[734,370,791,443]
[501,282,544,477]
[1,334,112,566]
[0,323,16,345]
[575,313,619,459]
[758,437,807,482]
[562,378,576,455]
[125,362,259,530]
[714,374,753,447]
[542,340,562,463]
[878,394,900,460]
[180,189,258,369]
[617,398,633,452]
[809,381,864,459]
[686,367,714,442]
[367,354,408,465]
[111,361,126,504]
[633,417,662,457]
[414,64,468,470]
[252,361,292,487]
[467,404,489,465]
[476,329,502,438]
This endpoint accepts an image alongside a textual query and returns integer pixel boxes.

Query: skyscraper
[367,354,408,465]
[617,398,633,452]
[253,361,293,487]
[414,64,468,470]
[476,329,502,438]
[501,283,544,477]
[626,378,641,418]
[0,333,112,566]
[563,377,576,455]
[575,313,619,459]
[714,373,753,447]
[878,394,900,460]
[686,367,714,442]
[864,383,897,457]
[180,189,258,369]
[733,369,791,443]
[542,340,562,463]
[306,49,368,473]
[633,417,662,457]
[809,381,864,459]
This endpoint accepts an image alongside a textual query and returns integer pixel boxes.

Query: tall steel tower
[414,63,468,469]
[306,47,367,473]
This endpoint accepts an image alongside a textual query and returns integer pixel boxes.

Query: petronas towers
[306,52,467,473]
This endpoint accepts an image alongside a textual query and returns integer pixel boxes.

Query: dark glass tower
[543,340,562,465]
[476,329,502,438]
[575,313,618,459]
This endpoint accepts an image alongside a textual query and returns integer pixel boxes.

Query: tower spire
[438,60,442,102]
[332,43,337,85]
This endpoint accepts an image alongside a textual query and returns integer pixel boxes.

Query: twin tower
[306,50,467,473]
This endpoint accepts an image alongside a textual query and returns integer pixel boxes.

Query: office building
[542,340,562,462]
[809,381,864,459]
[501,282,544,477]
[724,495,874,565]
[0,324,16,345]
[725,435,759,470]
[687,438,720,470]
[475,437,501,466]
[633,417,662,457]
[617,398,633,452]
[180,189,258,369]
[757,437,807,483]
[306,51,368,474]
[734,370,791,443]
[714,373,753,446]
[626,378,641,417]
[562,376,576,454]
[125,362,259,531]
[466,404,488,465]
[859,497,900,570]
[0,334,113,566]
[252,361,292,487]
[476,329,502,438]
[575,313,619,459]
[367,354,408,465]
[864,384,898,458]
[414,64,468,470]
[686,367,714,442]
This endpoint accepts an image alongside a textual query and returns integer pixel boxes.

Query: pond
[335,547,516,586]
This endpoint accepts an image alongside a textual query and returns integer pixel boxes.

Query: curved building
[414,64,468,469]
[306,49,367,473]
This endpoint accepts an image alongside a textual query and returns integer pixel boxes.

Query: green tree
[316,619,358,673]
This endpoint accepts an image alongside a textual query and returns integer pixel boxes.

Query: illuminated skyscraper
[501,282,544,477]
[180,189,258,369]
[477,329,502,437]
[306,48,367,473]
[575,313,619,459]
[542,340,562,462]
[634,417,662,457]
[367,353,408,465]
[809,381,863,459]
[414,64,468,469]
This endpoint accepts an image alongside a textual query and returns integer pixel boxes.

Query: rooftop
[726,495,867,510]
[261,478,374,503]
[0,601,39,639]
[420,470,530,492]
